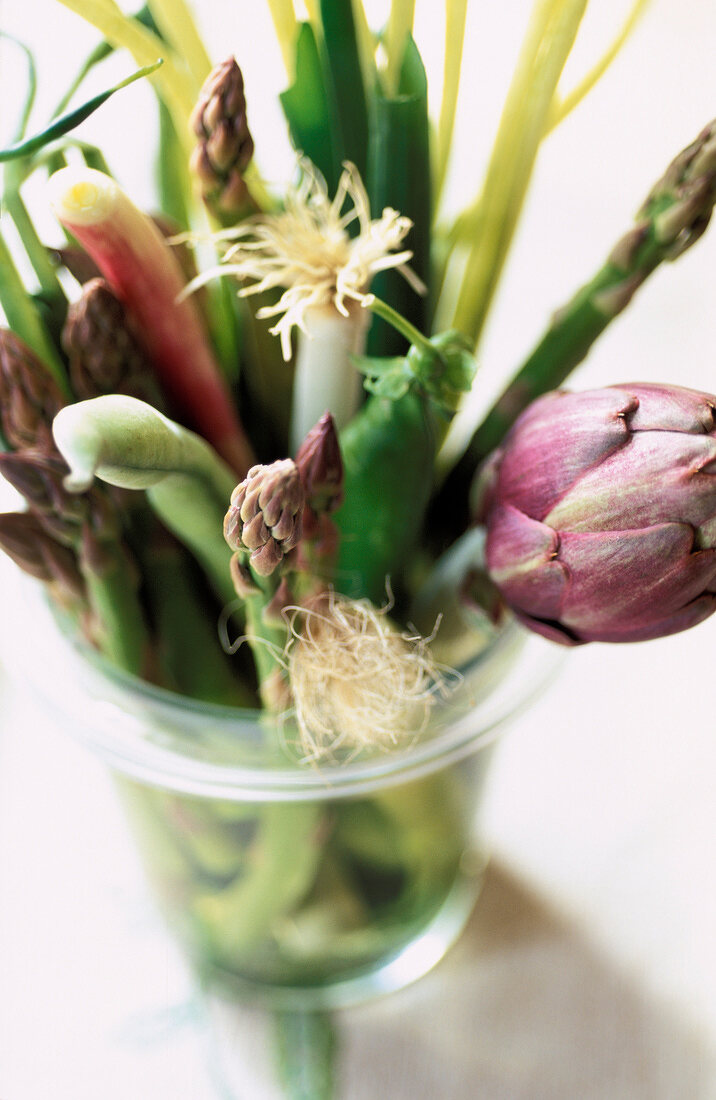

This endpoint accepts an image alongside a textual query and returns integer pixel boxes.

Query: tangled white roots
[178,161,423,361]
[285,592,449,762]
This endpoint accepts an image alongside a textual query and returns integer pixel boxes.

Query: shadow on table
[343,862,715,1100]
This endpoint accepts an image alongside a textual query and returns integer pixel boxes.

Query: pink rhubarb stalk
[48,166,253,476]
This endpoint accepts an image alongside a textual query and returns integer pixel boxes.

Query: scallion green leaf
[0,59,163,163]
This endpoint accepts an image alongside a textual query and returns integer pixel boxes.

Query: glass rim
[3,573,563,801]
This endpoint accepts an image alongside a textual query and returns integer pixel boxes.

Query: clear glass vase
[3,578,559,1009]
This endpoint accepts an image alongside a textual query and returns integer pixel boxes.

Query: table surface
[2,616,716,1100]
[3,1,716,1096]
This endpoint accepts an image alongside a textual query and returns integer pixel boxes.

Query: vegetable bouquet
[2,0,716,1093]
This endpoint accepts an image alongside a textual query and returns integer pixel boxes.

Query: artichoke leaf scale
[544,430,716,533]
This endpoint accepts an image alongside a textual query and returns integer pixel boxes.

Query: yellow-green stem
[0,231,68,392]
[546,0,651,132]
[146,0,212,89]
[434,0,469,214]
[3,172,66,310]
[54,0,197,156]
[384,0,415,95]
[303,0,320,31]
[266,0,299,77]
[351,0,377,89]
[450,0,588,347]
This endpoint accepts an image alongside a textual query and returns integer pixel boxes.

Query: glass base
[199,862,484,1010]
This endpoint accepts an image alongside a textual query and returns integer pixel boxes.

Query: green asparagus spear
[437,118,716,540]
[61,279,166,407]
[223,458,305,706]
[335,309,476,604]
[189,57,255,222]
[217,461,329,971]
[0,451,149,674]
[193,801,322,957]
[138,529,255,706]
[0,511,85,607]
[0,329,66,451]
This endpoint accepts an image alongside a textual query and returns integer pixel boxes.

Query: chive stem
[0,230,68,392]
[364,294,434,357]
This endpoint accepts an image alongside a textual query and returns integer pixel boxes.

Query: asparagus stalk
[203,462,327,959]
[293,411,344,595]
[57,284,248,698]
[0,329,66,451]
[188,61,256,381]
[189,57,256,222]
[138,528,255,706]
[62,278,165,407]
[0,510,86,607]
[188,57,284,429]
[47,166,254,476]
[0,451,149,675]
[437,117,716,539]
[52,395,238,606]
[191,798,322,957]
[223,458,305,707]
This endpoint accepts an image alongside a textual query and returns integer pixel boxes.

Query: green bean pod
[335,390,439,604]
[334,330,476,604]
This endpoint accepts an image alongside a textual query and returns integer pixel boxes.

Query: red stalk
[49,167,254,476]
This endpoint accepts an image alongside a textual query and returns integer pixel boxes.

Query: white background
[2,1,716,1097]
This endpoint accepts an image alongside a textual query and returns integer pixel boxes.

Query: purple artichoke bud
[294,412,344,516]
[0,329,65,451]
[189,57,254,217]
[484,383,716,644]
[224,459,304,576]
